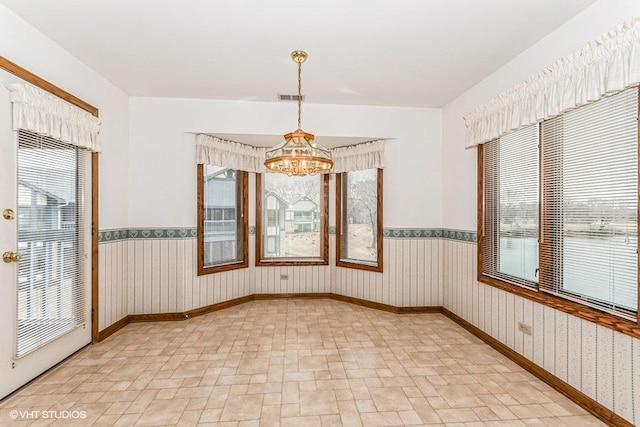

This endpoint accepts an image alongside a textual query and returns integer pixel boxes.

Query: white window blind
[482,124,539,288]
[541,87,638,319]
[16,129,87,358]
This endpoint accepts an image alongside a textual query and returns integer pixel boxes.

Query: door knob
[2,252,21,263]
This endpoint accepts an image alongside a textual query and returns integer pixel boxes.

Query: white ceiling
[1,0,596,108]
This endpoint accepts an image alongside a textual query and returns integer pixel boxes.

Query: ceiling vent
[278,94,305,102]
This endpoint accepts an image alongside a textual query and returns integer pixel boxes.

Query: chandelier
[264,50,333,176]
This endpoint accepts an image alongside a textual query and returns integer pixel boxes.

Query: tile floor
[0,299,605,426]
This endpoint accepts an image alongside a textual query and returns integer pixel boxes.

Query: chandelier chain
[297,58,302,130]
[263,50,333,176]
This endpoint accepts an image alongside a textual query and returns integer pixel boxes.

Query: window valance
[464,18,640,148]
[7,83,101,152]
[196,134,267,173]
[331,139,385,173]
[197,135,385,174]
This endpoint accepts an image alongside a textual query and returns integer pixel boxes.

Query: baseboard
[186,295,255,317]
[95,295,629,426]
[441,308,631,427]
[96,293,441,341]
[329,293,404,313]
[96,315,130,341]
[253,293,333,300]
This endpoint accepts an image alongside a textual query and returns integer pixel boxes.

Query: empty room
[0,0,639,425]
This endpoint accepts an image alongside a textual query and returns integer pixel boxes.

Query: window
[16,130,88,357]
[336,168,383,271]
[256,173,329,265]
[479,87,639,323]
[197,165,248,275]
[541,88,637,319]
[481,125,538,288]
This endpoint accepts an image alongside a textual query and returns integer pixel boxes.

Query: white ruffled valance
[196,134,267,173]
[197,134,385,174]
[7,83,101,151]
[464,17,640,148]
[331,139,385,173]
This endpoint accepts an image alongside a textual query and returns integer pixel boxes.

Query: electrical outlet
[280,274,288,280]
[517,321,532,335]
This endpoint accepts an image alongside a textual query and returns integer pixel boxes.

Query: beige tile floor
[0,299,605,426]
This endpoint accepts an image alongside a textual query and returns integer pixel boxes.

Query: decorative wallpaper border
[99,228,196,243]
[442,229,477,242]
[99,228,477,243]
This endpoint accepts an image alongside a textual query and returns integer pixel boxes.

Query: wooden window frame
[197,164,248,275]
[336,168,384,272]
[477,90,640,339]
[255,173,329,266]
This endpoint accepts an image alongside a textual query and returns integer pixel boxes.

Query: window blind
[16,129,87,358]
[541,87,638,319]
[482,124,539,288]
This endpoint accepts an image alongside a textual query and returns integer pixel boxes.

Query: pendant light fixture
[264,50,333,175]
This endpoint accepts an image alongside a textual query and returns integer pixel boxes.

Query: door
[0,74,92,400]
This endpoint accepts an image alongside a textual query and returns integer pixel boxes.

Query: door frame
[0,56,101,343]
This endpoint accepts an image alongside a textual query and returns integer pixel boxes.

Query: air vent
[278,94,305,102]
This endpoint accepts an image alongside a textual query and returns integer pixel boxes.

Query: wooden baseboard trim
[253,293,334,300]
[397,306,442,314]
[96,315,130,342]
[96,293,442,341]
[95,296,629,425]
[128,312,187,322]
[441,308,631,427]
[186,295,255,318]
[330,294,401,313]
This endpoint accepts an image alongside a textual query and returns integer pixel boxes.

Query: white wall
[128,97,442,229]
[442,0,640,231]
[123,96,444,322]
[0,3,130,230]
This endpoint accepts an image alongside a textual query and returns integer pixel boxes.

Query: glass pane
[203,166,242,266]
[341,169,378,263]
[16,130,84,358]
[542,87,638,315]
[497,125,539,284]
[263,173,321,258]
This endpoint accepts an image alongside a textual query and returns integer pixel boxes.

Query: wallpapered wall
[441,238,640,425]
[98,229,469,329]
[99,230,639,424]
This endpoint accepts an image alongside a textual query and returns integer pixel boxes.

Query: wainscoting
[334,237,443,307]
[128,237,252,314]
[442,238,640,425]
[98,228,638,424]
[98,239,128,331]
[99,230,443,330]
[97,228,448,330]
